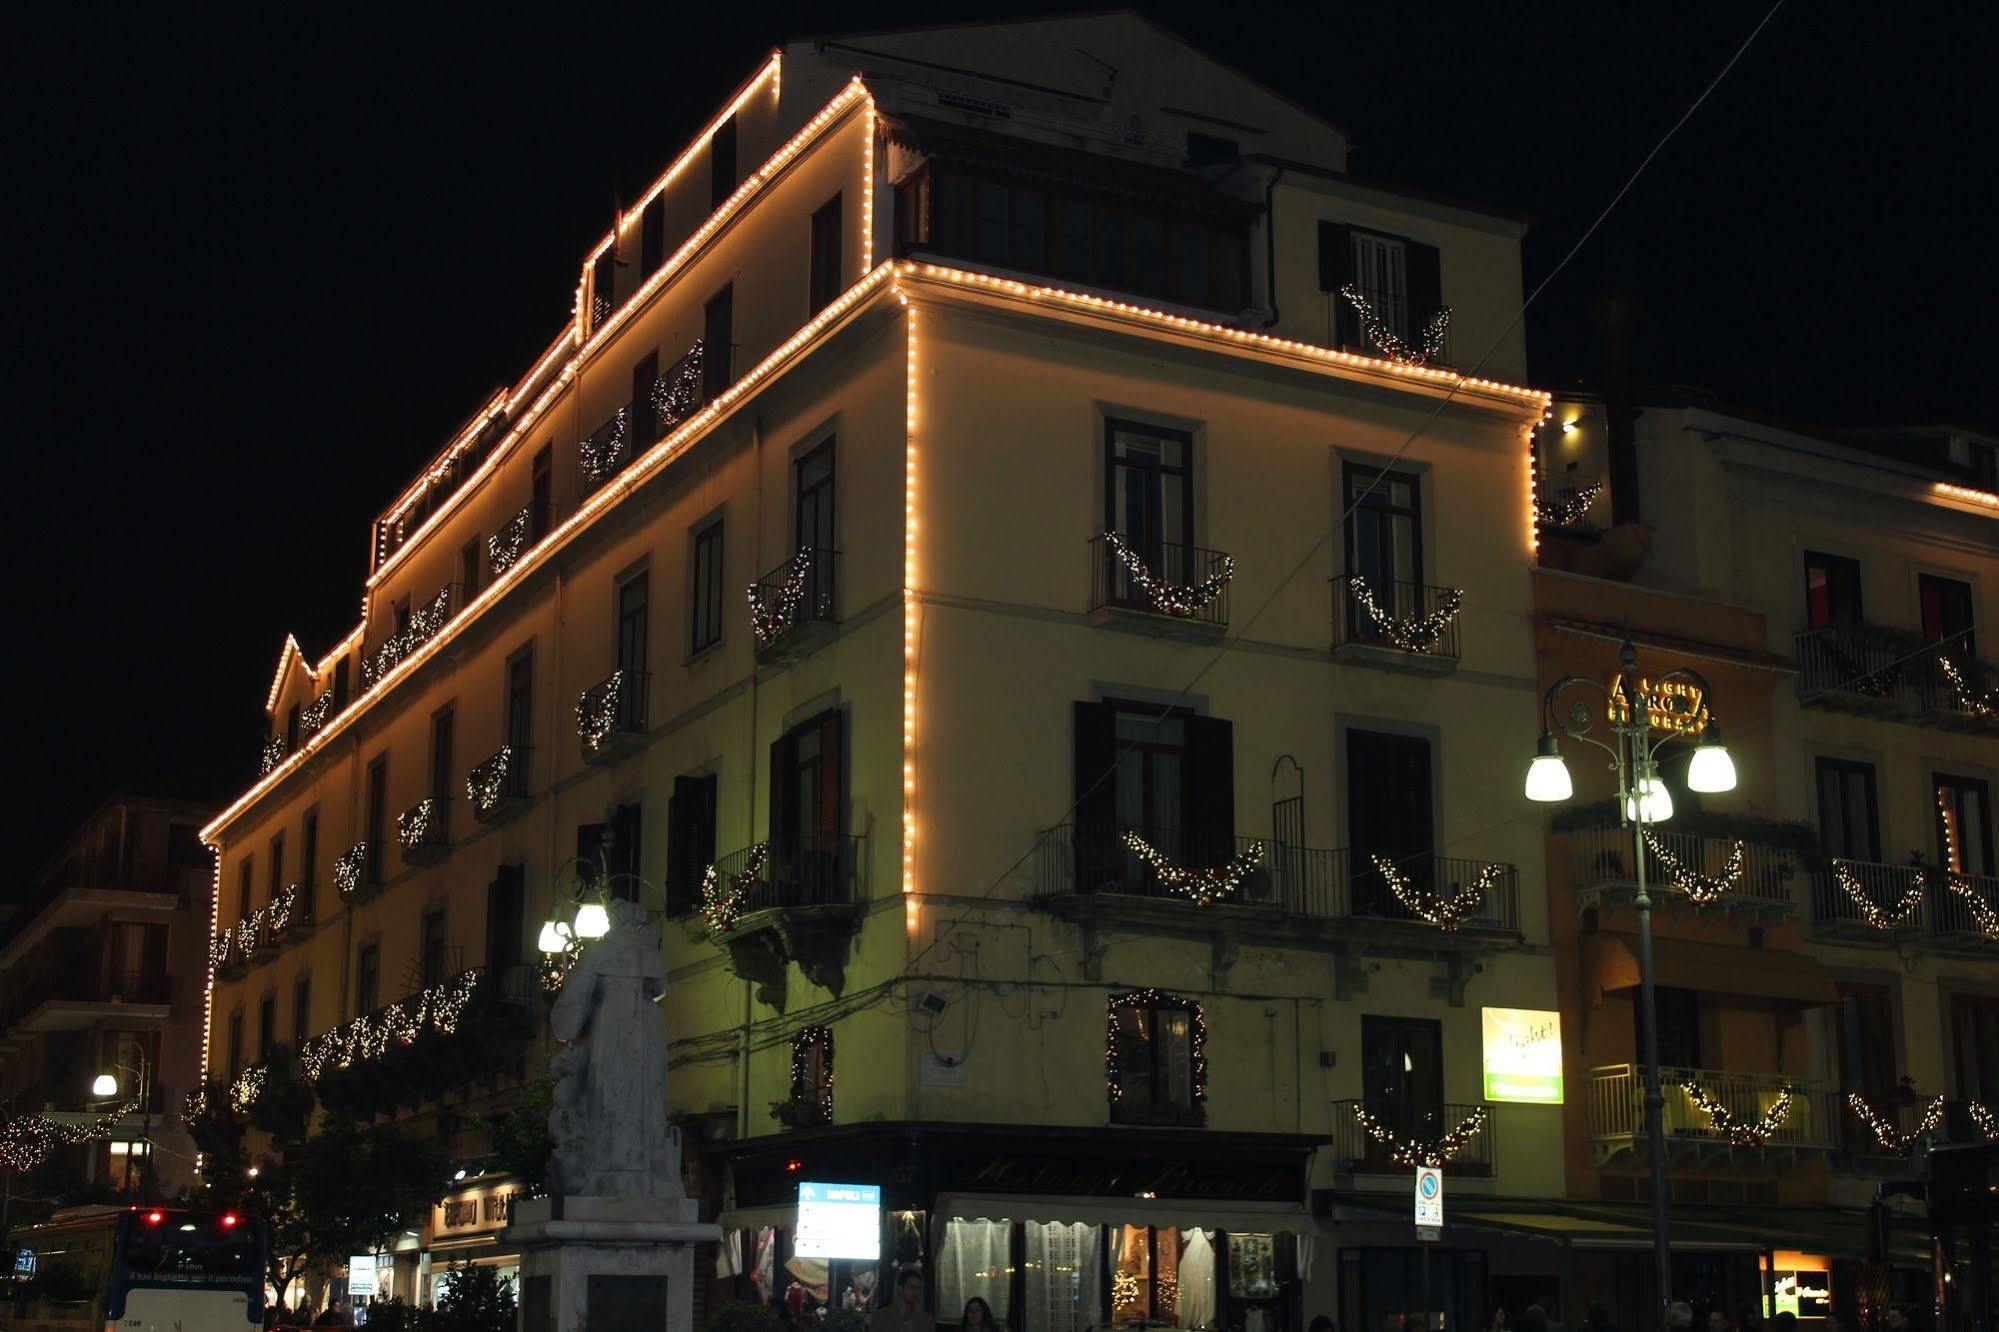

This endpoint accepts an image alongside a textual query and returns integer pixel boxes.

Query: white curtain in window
[940,1218,1012,1327]
[1024,1222,1100,1332]
[1177,1229,1216,1330]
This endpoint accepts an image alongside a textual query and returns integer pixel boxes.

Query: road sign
[1414,1166,1444,1229]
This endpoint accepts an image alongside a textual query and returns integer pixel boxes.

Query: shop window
[787,1025,835,1126]
[1107,990,1205,1125]
[939,1218,1011,1328]
[1112,1226,1216,1328]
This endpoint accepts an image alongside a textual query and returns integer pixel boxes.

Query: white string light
[487,508,532,577]
[1846,1092,1943,1157]
[397,797,443,852]
[1120,832,1263,906]
[0,1099,140,1172]
[1936,655,1997,717]
[1681,1081,1793,1147]
[1833,861,1926,930]
[1968,1100,1998,1140]
[1338,285,1451,366]
[649,341,706,431]
[1102,533,1234,617]
[579,407,630,485]
[700,842,769,933]
[1945,872,1999,938]
[1353,1103,1487,1167]
[334,843,369,900]
[1534,480,1602,528]
[575,670,627,751]
[1372,854,1501,930]
[749,550,815,648]
[299,968,485,1081]
[466,746,518,817]
[1348,577,1463,653]
[1642,833,1743,906]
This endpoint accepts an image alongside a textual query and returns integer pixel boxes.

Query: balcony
[750,548,839,661]
[1795,625,1998,734]
[299,689,336,738]
[1927,870,1999,953]
[334,841,379,905]
[576,671,648,763]
[1333,576,1463,673]
[1087,535,1231,639]
[0,964,173,1035]
[467,746,531,824]
[362,583,460,688]
[1329,1099,1494,1178]
[579,407,630,491]
[1807,857,1929,942]
[304,964,537,1117]
[648,339,707,437]
[1587,1063,1837,1165]
[1333,291,1454,367]
[703,834,865,1008]
[487,505,534,579]
[258,736,287,777]
[398,796,451,866]
[1566,825,1802,920]
[1534,471,1604,534]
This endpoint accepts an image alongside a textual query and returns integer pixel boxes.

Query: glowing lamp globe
[1624,776,1675,824]
[92,1073,120,1098]
[1686,739,1738,794]
[536,920,571,954]
[573,902,611,939]
[1523,736,1573,803]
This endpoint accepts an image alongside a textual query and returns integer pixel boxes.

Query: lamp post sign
[1414,1165,1443,1239]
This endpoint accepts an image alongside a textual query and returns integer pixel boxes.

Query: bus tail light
[221,1213,239,1229]
[146,1211,164,1225]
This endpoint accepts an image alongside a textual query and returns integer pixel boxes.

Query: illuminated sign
[1608,675,1709,736]
[795,1181,880,1260]
[1481,1007,1564,1104]
[347,1255,378,1297]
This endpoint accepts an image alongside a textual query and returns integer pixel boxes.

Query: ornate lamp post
[1524,638,1737,1329]
[92,1041,154,1194]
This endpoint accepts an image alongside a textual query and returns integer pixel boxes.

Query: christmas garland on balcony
[1642,832,1744,906]
[258,736,287,777]
[0,1098,140,1172]
[700,842,769,933]
[1946,873,1999,938]
[299,689,335,736]
[650,340,706,431]
[1681,1081,1793,1147]
[466,746,518,817]
[1372,854,1502,931]
[1103,533,1234,617]
[579,407,629,484]
[1352,1103,1487,1167]
[575,671,626,750]
[208,932,230,971]
[334,843,369,899]
[397,797,443,851]
[1969,1100,1998,1141]
[538,936,584,994]
[1338,285,1451,366]
[487,508,533,577]
[299,968,484,1081]
[1846,1092,1944,1156]
[1832,861,1926,930]
[1348,578,1464,653]
[1121,832,1264,906]
[1534,480,1603,529]
[1937,654,1996,718]
[749,550,815,648]
[227,1064,268,1114]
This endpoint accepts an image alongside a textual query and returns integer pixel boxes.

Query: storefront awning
[935,1192,1312,1234]
[1589,934,1838,1006]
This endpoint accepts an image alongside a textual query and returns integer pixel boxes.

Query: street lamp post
[1524,638,1737,1331]
[93,1042,154,1196]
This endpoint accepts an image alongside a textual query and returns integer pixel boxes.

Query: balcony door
[1346,729,1433,916]
[796,440,836,614]
[1803,551,1863,629]
[771,710,844,903]
[1073,701,1234,891]
[1952,994,1999,1102]
[1834,981,1898,1145]
[1344,464,1424,624]
[1936,773,1994,876]
[1105,420,1194,598]
[1361,1014,1443,1139]
[1815,757,1880,863]
[1919,573,1975,658]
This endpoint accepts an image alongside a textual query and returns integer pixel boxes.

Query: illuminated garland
[1945,873,1999,938]
[1846,1092,1944,1156]
[259,737,286,777]
[487,506,533,577]
[789,1025,834,1124]
[1534,480,1603,529]
[1112,1272,1144,1313]
[228,1064,267,1114]
[209,932,231,971]
[1372,854,1502,931]
[1120,832,1264,906]
[0,1099,140,1172]
[268,884,296,934]
[1969,1100,1998,1140]
[1348,577,1463,653]
[1833,861,1926,930]
[397,796,444,851]
[1103,533,1234,617]
[1339,285,1450,365]
[1642,833,1744,906]
[575,671,627,751]
[1682,1082,1793,1147]
[1353,1103,1487,1167]
[299,968,484,1080]
[650,339,706,432]
[1937,655,1997,718]
[749,549,815,648]
[539,936,585,994]
[334,843,369,899]
[362,585,454,686]
[1105,989,1206,1104]
[579,407,630,485]
[466,746,518,817]
[700,842,768,933]
[299,689,335,736]
[590,292,611,332]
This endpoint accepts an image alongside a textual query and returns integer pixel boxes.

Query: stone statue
[547,898,680,1198]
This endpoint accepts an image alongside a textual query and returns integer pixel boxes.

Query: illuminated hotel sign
[1481,1008,1564,1104]
[795,1181,881,1260]
[1607,674,1709,736]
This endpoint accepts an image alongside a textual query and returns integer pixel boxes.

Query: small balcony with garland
[750,547,839,662]
[1332,573,1463,675]
[361,583,462,689]
[1328,1099,1495,1180]
[1805,855,1999,957]
[1086,534,1231,641]
[694,834,866,1011]
[1586,1063,1838,1168]
[398,796,452,866]
[1794,624,1998,735]
[467,746,531,825]
[1564,821,1805,925]
[576,671,649,764]
[486,504,536,580]
[334,841,383,907]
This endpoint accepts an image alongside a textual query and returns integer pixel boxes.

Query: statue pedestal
[506,1195,720,1332]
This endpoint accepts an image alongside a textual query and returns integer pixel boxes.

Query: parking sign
[1414,1166,1444,1229]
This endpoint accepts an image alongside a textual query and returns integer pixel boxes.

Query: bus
[7,1204,265,1331]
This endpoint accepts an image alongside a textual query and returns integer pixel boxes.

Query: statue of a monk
[546,897,680,1198]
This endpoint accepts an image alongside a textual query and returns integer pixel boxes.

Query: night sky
[8,3,1990,878]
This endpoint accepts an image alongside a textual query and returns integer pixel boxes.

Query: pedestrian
[1518,1306,1550,1332]
[1383,1314,1407,1332]
[962,1296,1002,1332]
[1489,1308,1510,1332]
[870,1268,935,1332]
[1667,1304,1694,1331]
[1309,1316,1335,1332]
[313,1299,350,1327]
[1771,1313,1797,1332]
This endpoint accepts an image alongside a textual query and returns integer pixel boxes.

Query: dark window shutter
[770,730,793,844]
[1316,222,1352,292]
[141,923,168,984]
[1072,702,1118,838]
[667,781,690,913]
[1184,715,1237,861]
[1405,240,1443,324]
[816,710,844,844]
[612,803,642,892]
[488,865,525,970]
[641,196,666,276]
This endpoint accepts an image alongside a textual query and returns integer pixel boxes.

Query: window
[1344,463,1424,613]
[430,707,454,804]
[795,440,837,618]
[640,194,666,277]
[591,248,617,330]
[1318,224,1442,352]
[1936,773,1994,876]
[703,284,733,400]
[393,595,411,635]
[576,805,643,898]
[487,865,525,971]
[1346,729,1434,918]
[632,349,660,445]
[788,1026,834,1125]
[1104,419,1194,597]
[1361,1014,1443,1138]
[227,1011,244,1080]
[237,856,253,920]
[772,711,843,849]
[710,115,738,208]
[1803,551,1863,629]
[1952,993,1999,1102]
[299,807,318,921]
[690,519,725,653]
[285,704,300,752]
[460,535,481,600]
[1815,757,1880,862]
[333,653,351,708]
[1110,1225,1219,1328]
[292,974,312,1042]
[1920,573,1976,658]
[507,652,534,755]
[257,994,276,1061]
[531,445,553,538]
[365,756,388,884]
[1834,981,1897,1135]
[809,193,843,315]
[267,833,284,902]
[106,923,165,998]
[1645,986,1703,1070]
[617,572,649,680]
[1073,701,1235,878]
[420,908,448,987]
[1107,990,1204,1124]
[667,773,720,916]
[355,943,380,1015]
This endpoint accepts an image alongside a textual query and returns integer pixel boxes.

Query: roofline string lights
[1681,1081,1793,1148]
[1352,1103,1487,1167]
[901,300,921,931]
[1121,832,1264,907]
[1641,832,1744,906]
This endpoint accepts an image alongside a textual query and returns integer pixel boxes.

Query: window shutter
[487,864,525,969]
[1316,221,1352,292]
[667,779,691,913]
[1405,240,1443,325]
[816,710,844,844]
[612,803,643,891]
[1184,715,1237,861]
[769,731,792,844]
[1073,701,1118,891]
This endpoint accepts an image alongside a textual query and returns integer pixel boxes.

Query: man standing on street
[871,1268,935,1332]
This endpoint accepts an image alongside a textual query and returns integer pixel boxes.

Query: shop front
[713,1123,1322,1332]
[420,1173,525,1306]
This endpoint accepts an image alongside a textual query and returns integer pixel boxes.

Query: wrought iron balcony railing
[707,834,865,916]
[1329,1099,1494,1177]
[398,796,451,864]
[648,339,707,439]
[1792,625,1997,730]
[487,504,534,579]
[258,736,286,777]
[1534,471,1604,531]
[1921,651,1998,727]
[1333,292,1453,365]
[1588,1063,1838,1158]
[362,584,460,688]
[1088,535,1232,627]
[577,670,649,760]
[750,548,839,655]
[1928,870,1999,947]
[301,963,538,1115]
[579,407,630,490]
[1566,825,1802,910]
[1334,575,1463,660]
[299,689,336,737]
[334,841,376,902]
[467,746,531,823]
[1808,857,1930,934]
